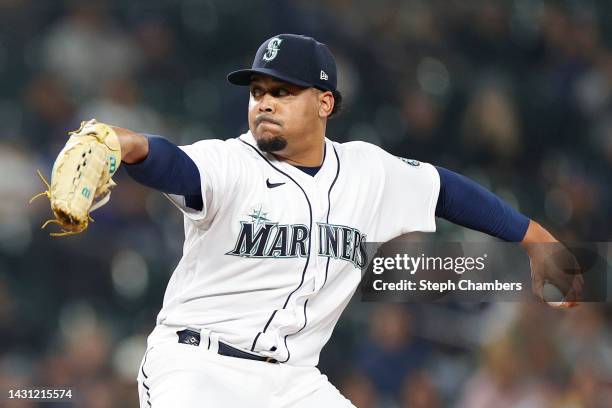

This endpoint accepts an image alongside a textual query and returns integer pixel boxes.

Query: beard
[256,135,287,153]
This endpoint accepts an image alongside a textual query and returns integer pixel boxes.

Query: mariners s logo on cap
[262,37,283,62]
[227,33,338,92]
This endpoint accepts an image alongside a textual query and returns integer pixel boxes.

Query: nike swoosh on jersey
[266,179,286,188]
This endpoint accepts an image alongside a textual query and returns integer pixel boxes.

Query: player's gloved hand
[30,119,122,236]
[525,242,583,308]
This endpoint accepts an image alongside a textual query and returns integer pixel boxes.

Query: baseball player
[37,34,582,407]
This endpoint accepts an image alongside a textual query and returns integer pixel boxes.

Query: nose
[258,93,275,113]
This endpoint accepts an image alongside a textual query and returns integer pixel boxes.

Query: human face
[248,75,323,155]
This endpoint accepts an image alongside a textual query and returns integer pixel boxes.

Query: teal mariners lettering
[226,222,309,258]
[317,223,367,268]
[226,220,366,267]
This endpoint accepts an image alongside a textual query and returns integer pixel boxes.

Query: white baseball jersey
[148,131,440,366]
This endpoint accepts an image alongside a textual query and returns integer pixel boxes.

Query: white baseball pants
[136,328,355,407]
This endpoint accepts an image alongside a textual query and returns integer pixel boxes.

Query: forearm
[434,167,561,262]
[111,126,149,164]
[108,127,203,209]
[435,166,530,242]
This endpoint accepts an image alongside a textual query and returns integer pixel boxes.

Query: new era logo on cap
[227,34,338,92]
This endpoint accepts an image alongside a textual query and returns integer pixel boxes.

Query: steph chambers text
[372,279,523,292]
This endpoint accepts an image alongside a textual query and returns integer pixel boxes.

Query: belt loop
[198,328,219,352]
[198,328,211,350]
[208,331,220,353]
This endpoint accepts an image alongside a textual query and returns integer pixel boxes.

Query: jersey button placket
[306,182,327,292]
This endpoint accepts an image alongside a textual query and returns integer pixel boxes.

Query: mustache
[255,115,282,127]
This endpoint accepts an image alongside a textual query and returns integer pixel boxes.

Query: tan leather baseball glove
[30,119,122,236]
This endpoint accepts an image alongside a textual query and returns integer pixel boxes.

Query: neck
[273,121,327,166]
[274,138,325,166]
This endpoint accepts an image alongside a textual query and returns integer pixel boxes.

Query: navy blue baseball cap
[227,34,337,92]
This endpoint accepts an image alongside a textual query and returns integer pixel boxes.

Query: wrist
[521,220,559,255]
[113,126,149,164]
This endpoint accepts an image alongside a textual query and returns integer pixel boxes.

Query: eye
[250,87,263,98]
[276,88,289,97]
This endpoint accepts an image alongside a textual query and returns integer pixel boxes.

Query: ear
[318,91,334,118]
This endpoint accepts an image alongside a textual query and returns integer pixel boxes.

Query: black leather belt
[177,329,278,364]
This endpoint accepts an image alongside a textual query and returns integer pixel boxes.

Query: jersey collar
[239,131,338,186]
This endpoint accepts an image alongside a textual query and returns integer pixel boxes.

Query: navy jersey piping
[141,347,153,407]
[238,139,313,361]
[279,299,309,363]
[249,308,277,351]
[322,146,340,287]
[280,145,340,363]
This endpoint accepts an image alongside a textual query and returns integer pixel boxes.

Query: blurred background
[0,0,611,406]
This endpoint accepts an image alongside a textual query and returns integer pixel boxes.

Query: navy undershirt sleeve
[434,166,530,242]
[123,135,203,211]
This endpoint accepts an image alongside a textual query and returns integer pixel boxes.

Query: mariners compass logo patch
[398,157,420,167]
[262,37,283,61]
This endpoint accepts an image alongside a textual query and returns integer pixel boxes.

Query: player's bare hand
[525,242,584,308]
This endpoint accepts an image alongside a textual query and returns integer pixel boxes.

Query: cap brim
[227,68,312,88]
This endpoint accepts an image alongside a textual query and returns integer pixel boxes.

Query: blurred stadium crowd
[0,0,611,407]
